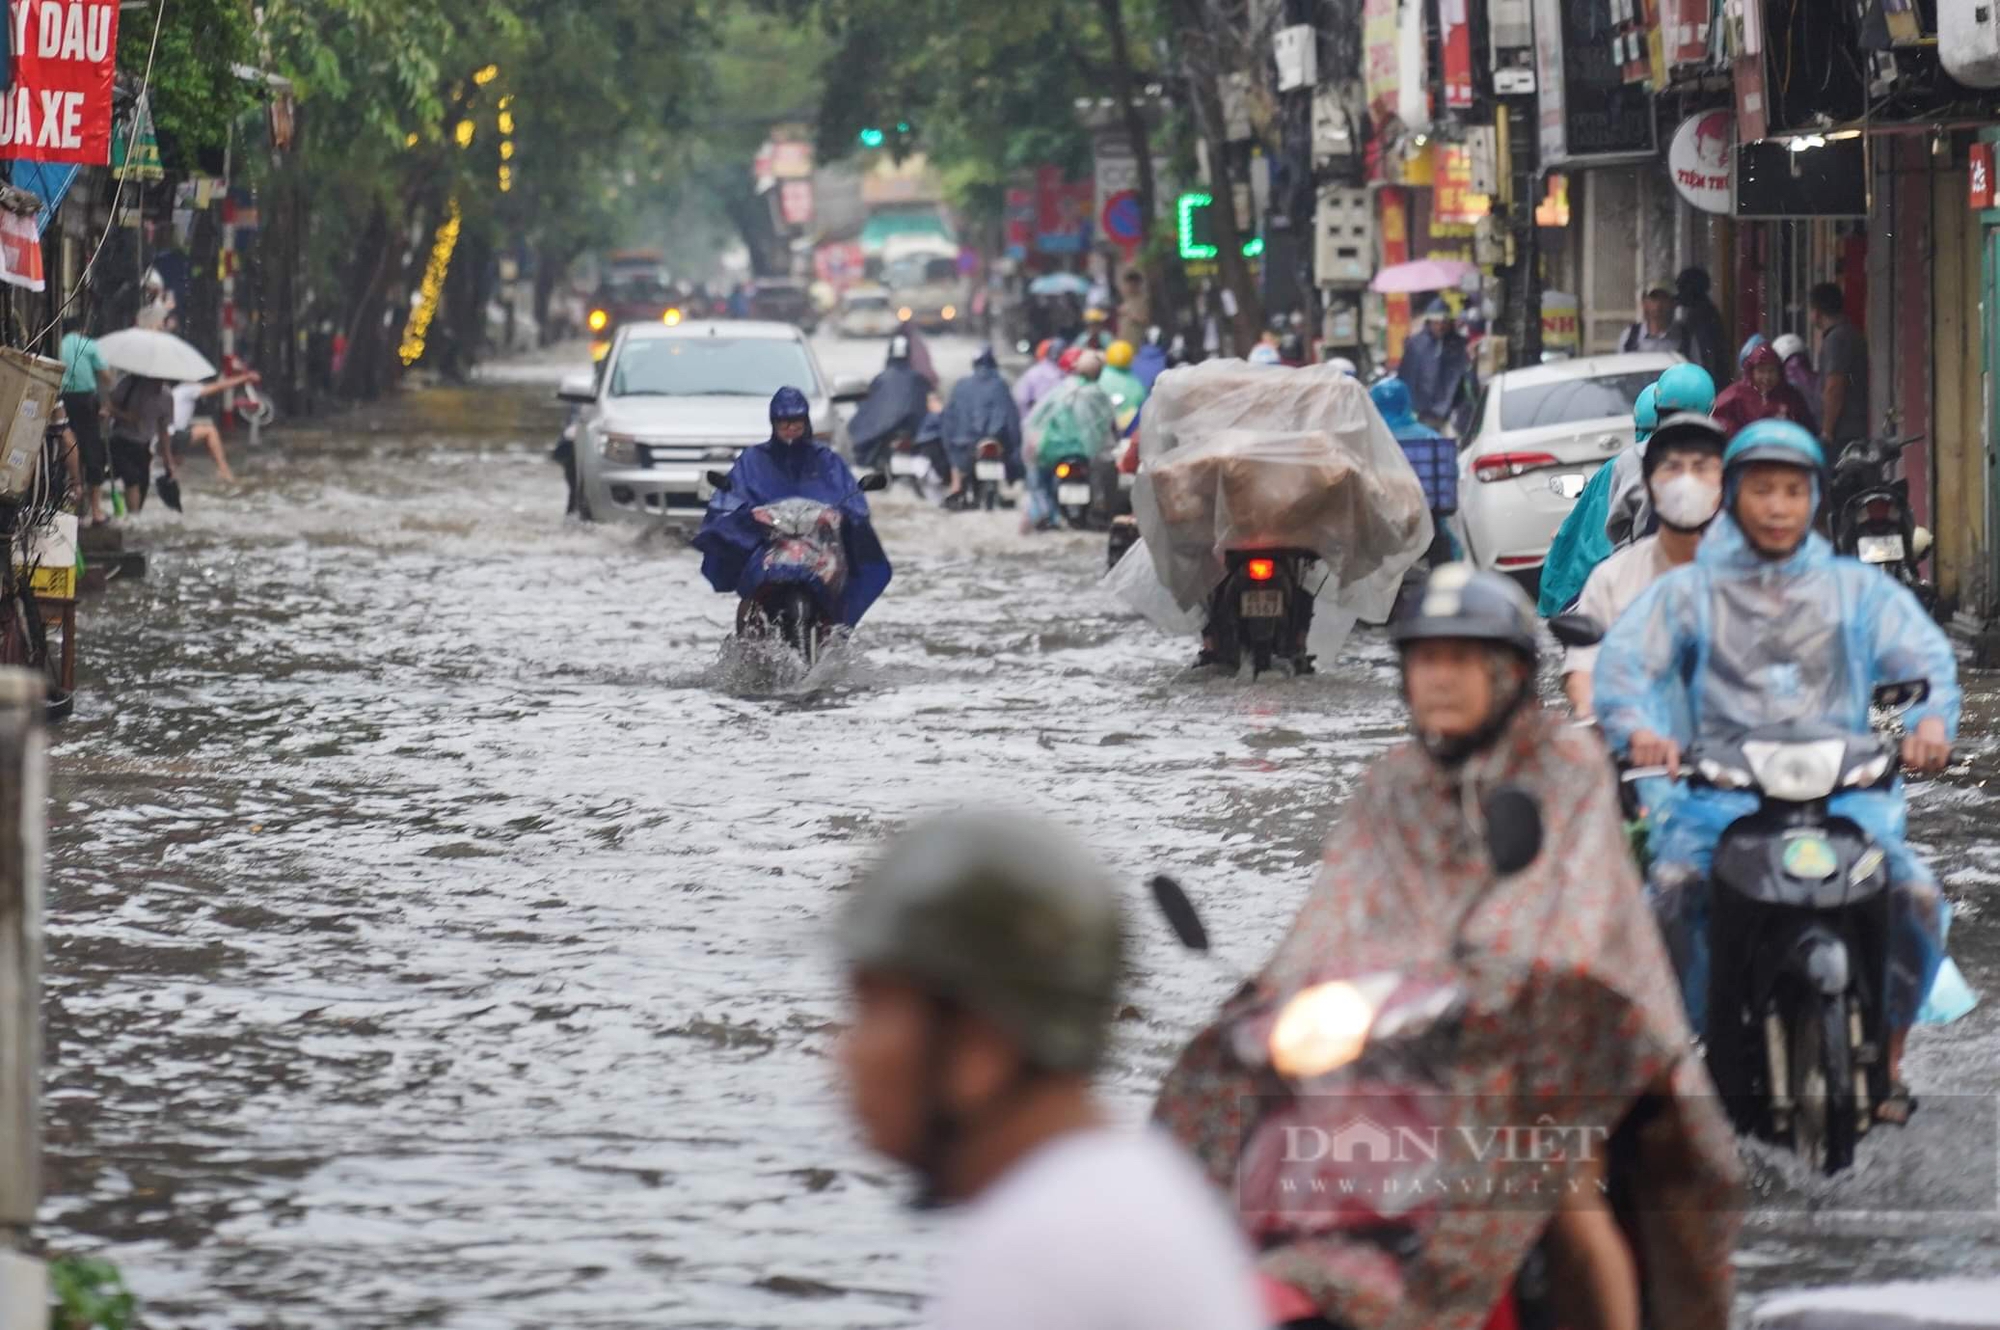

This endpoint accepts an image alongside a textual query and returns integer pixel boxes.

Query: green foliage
[47,1256,136,1330]
[117,0,258,159]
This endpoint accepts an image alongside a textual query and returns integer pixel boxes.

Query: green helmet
[839,811,1126,1073]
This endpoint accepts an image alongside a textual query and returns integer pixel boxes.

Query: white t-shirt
[930,1127,1262,1330]
[1564,533,1679,682]
[170,383,205,433]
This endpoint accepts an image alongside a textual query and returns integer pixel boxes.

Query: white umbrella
[94,328,217,382]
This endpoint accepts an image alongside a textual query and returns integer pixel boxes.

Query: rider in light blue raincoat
[693,388,893,627]
[1593,420,1961,1115]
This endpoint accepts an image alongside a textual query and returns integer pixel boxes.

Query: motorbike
[1830,433,1935,610]
[1105,436,1140,570]
[970,438,1007,511]
[706,469,888,664]
[1147,795,1564,1330]
[1200,550,1319,677]
[1045,453,1096,529]
[1686,680,1929,1175]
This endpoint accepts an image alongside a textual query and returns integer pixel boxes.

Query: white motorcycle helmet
[1772,332,1808,363]
[1328,356,1359,377]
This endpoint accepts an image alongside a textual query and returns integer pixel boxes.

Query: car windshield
[609,337,817,398]
[1500,370,1658,430]
[845,296,890,311]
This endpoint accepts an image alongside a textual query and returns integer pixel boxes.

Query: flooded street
[37,337,2000,1327]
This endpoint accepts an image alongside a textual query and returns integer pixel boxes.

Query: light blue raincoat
[1594,503,1966,1032]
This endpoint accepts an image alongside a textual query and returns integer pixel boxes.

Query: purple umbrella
[1369,258,1479,294]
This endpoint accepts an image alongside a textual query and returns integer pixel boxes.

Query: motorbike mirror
[1546,613,1605,649]
[1483,787,1543,876]
[705,470,732,491]
[1871,679,1930,714]
[858,471,889,493]
[1149,874,1210,953]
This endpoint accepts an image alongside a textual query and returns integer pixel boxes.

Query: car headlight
[599,433,640,465]
[898,306,913,322]
[1741,738,1848,802]
[942,304,956,320]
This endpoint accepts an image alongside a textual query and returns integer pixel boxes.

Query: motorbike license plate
[1118,472,1136,491]
[975,460,1005,481]
[889,455,926,477]
[1551,472,1586,500]
[1241,588,1285,619]
[1058,483,1092,506]
[1857,534,1905,564]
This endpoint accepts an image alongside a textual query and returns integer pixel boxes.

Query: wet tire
[1789,994,1858,1175]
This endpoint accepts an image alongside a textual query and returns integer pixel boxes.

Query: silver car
[559,321,867,525]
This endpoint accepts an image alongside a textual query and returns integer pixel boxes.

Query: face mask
[1652,473,1722,531]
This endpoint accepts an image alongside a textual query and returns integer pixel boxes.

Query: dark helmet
[1641,412,1728,484]
[1391,564,1539,666]
[769,386,811,427]
[838,810,1125,1074]
[973,345,998,369]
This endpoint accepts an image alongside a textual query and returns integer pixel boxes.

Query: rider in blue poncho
[1593,420,1961,1118]
[693,388,893,627]
[1370,376,1458,566]
[940,346,1024,495]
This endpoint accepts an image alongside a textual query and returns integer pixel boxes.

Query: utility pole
[0,669,45,1321]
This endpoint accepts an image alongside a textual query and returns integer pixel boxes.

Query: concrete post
[0,668,47,1260]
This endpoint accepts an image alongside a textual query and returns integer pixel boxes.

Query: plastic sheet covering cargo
[1105,360,1432,659]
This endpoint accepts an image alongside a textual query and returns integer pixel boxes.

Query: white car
[1452,352,1681,592]
[559,321,867,525]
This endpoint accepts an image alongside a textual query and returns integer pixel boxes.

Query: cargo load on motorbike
[1106,360,1432,658]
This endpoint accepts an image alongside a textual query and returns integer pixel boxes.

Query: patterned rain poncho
[1155,704,1740,1330]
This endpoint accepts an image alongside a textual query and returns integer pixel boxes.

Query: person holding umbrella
[94,328,217,513]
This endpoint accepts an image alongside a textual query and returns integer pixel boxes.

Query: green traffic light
[859,127,885,148]
[895,121,910,134]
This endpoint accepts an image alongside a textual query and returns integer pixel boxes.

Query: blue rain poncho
[1369,377,1457,513]
[693,394,892,627]
[1132,342,1168,391]
[846,359,932,469]
[1593,502,1963,1031]
[940,350,1023,477]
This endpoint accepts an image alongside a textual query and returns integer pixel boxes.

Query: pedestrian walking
[1811,282,1870,448]
[58,317,112,524]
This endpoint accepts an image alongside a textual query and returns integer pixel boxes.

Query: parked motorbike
[1830,434,1935,610]
[706,469,888,664]
[1200,550,1319,676]
[1045,454,1096,529]
[1687,680,1930,1174]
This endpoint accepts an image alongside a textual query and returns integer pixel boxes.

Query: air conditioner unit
[1941,0,2000,89]
[1274,25,1317,92]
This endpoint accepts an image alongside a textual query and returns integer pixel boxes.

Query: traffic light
[858,127,885,148]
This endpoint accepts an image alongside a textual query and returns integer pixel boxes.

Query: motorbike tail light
[977,440,1003,459]
[1472,451,1559,482]
[1246,558,1277,582]
[1055,461,1075,479]
[894,438,914,453]
[1865,498,1894,522]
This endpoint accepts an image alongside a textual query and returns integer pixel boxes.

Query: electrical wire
[27,0,174,354]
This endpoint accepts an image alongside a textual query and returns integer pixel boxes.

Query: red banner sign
[1972,145,1995,211]
[1441,0,1473,110]
[4,1,121,164]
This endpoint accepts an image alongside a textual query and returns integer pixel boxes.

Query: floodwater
[37,340,2000,1327]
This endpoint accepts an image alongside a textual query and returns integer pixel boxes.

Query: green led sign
[1176,192,1263,261]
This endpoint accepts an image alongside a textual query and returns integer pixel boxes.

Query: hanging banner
[1379,188,1412,367]
[0,210,46,291]
[110,90,163,181]
[1432,147,1491,230]
[1441,0,1474,109]
[1668,0,1713,67]
[1532,0,1655,163]
[1731,0,1768,143]
[1033,164,1092,255]
[1363,0,1400,121]
[2,0,121,164]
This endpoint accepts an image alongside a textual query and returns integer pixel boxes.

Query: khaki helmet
[839,811,1126,1073]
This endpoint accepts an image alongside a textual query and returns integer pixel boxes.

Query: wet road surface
[38,336,2000,1326]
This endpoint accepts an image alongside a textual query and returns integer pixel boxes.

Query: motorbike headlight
[599,432,640,465]
[1741,738,1848,802]
[1842,752,1893,789]
[1269,981,1376,1079]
